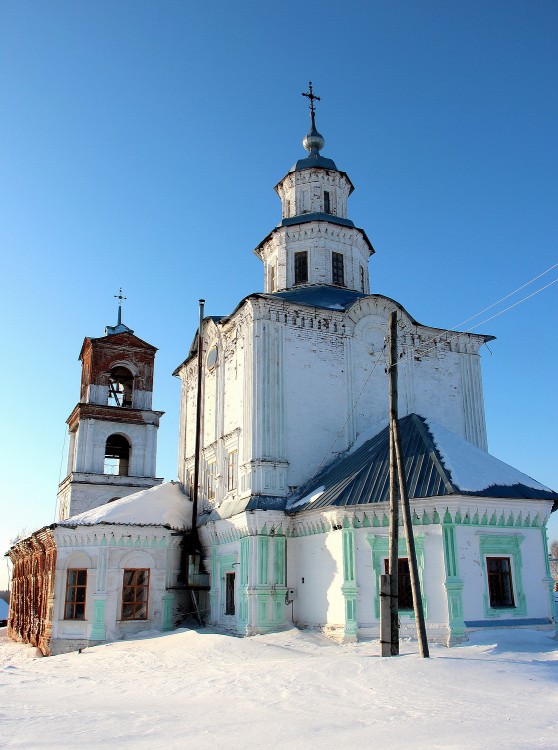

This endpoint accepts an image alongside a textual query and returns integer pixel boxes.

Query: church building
[7,88,557,654]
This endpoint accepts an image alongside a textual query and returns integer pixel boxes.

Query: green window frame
[479,534,526,618]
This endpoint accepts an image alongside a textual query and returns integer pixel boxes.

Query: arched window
[108,366,134,408]
[104,434,130,476]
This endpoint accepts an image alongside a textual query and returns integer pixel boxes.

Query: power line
[447,261,558,332]
[407,261,558,357]
[461,277,558,332]
[400,274,558,363]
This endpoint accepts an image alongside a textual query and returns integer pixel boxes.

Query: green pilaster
[238,536,249,627]
[210,543,219,621]
[162,593,174,631]
[89,594,107,641]
[273,535,286,585]
[540,528,555,621]
[341,524,358,641]
[258,535,269,585]
[442,523,466,643]
[251,532,287,633]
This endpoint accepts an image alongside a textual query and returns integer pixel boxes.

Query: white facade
[10,108,556,655]
[174,115,556,644]
[49,523,184,655]
[177,294,490,511]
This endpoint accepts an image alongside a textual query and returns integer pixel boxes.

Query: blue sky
[1,1,557,588]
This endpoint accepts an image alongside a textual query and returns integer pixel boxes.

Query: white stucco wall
[50,526,183,654]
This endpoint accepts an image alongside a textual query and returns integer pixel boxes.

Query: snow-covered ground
[1,626,557,749]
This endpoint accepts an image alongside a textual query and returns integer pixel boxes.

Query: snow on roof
[59,482,192,531]
[425,419,552,493]
[287,414,557,512]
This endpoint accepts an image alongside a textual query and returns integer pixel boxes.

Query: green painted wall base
[89,595,107,641]
[162,593,174,631]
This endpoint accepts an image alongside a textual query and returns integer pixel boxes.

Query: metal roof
[287,414,558,512]
[290,154,338,172]
[280,212,355,229]
[264,285,368,311]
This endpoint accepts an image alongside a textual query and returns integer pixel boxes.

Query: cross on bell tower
[302,81,321,114]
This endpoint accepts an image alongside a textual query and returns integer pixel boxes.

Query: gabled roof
[79,331,157,361]
[59,482,192,531]
[262,285,368,310]
[287,414,558,512]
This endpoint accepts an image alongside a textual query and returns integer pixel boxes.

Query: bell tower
[56,293,164,520]
[254,82,374,293]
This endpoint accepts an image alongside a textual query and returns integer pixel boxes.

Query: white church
[7,89,557,655]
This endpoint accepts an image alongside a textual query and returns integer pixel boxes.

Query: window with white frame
[332,252,344,286]
[121,569,150,620]
[205,460,216,500]
[227,450,238,492]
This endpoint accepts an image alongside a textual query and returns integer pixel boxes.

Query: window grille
[332,252,345,286]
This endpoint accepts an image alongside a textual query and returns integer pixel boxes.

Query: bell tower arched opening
[104,434,130,476]
[108,366,134,408]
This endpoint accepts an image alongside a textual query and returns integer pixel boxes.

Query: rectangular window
[486,557,515,608]
[64,569,87,620]
[332,252,345,286]
[121,569,150,621]
[227,450,238,492]
[324,190,331,214]
[205,461,216,500]
[225,572,236,615]
[294,251,308,285]
[384,558,413,610]
[270,265,276,292]
[360,266,365,293]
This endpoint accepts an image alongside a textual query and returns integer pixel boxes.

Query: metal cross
[114,288,127,306]
[114,287,126,325]
[302,82,321,114]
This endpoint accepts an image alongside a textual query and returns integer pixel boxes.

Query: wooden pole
[379,574,392,657]
[192,299,205,534]
[392,401,430,659]
[388,311,399,656]
[179,299,205,589]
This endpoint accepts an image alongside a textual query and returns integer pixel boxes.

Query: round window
[207,345,218,370]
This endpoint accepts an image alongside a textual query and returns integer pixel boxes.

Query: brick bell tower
[56,291,164,520]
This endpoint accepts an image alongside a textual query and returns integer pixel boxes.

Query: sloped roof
[262,285,368,310]
[287,414,558,512]
[59,482,192,531]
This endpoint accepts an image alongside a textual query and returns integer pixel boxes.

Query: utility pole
[387,311,400,656]
[389,310,429,658]
[192,298,205,531]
